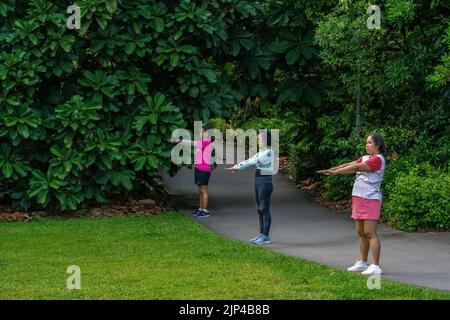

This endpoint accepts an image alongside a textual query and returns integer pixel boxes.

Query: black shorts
[195,168,211,186]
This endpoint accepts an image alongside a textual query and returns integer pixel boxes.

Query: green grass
[0,213,448,300]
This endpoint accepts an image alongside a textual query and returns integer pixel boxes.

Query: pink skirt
[351,196,381,220]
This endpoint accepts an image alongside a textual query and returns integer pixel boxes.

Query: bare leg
[356,220,369,262]
[201,185,208,210]
[198,186,203,209]
[364,220,381,265]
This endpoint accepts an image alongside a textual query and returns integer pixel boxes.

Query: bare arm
[317,160,359,175]
[329,160,358,171]
[331,162,372,174]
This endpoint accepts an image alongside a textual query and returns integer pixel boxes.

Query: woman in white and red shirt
[318,133,386,276]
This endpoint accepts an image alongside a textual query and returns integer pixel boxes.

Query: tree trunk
[355,71,361,138]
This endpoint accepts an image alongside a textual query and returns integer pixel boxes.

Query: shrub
[359,126,416,157]
[382,155,416,197]
[322,169,355,201]
[383,163,450,232]
[288,137,319,181]
[0,0,260,210]
[237,117,295,155]
[208,118,230,137]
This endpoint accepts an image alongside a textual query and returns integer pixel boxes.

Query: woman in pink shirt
[318,133,386,276]
[193,127,213,217]
[172,126,213,218]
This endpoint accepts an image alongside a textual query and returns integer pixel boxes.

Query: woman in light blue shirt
[226,131,274,245]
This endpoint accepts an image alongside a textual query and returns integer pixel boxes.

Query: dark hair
[369,132,386,153]
[259,129,272,147]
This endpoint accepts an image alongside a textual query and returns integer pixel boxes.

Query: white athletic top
[352,154,385,201]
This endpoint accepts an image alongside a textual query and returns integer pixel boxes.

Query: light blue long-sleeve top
[232,148,274,174]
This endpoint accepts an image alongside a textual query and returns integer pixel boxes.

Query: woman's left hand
[317,169,335,175]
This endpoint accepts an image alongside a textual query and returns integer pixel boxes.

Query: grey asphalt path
[162,164,450,292]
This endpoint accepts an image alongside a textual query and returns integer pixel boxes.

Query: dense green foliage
[313,0,449,231]
[233,0,449,231]
[233,116,295,154]
[1,0,448,231]
[314,0,450,170]
[384,163,450,231]
[0,0,266,210]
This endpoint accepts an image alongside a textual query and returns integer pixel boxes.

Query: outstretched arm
[226,149,272,172]
[317,159,360,175]
[327,162,371,175]
[329,160,358,171]
[225,154,259,172]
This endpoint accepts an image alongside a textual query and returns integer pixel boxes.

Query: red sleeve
[355,157,362,163]
[365,156,382,172]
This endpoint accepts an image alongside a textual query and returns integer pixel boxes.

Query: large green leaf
[198,69,217,83]
[125,42,136,54]
[154,17,165,32]
[17,124,29,138]
[105,0,117,13]
[2,162,13,178]
[286,47,301,65]
[170,53,179,67]
[304,87,321,107]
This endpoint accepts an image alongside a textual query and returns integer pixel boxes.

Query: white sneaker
[347,260,369,272]
[361,264,383,275]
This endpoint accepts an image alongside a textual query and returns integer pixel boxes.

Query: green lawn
[0,213,448,300]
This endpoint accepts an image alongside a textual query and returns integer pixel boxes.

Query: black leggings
[254,176,273,236]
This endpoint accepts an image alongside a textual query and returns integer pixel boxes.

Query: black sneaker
[192,209,201,216]
[196,210,210,218]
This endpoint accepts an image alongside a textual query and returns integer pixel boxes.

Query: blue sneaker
[254,235,271,245]
[192,209,201,216]
[196,210,210,218]
[249,234,262,243]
